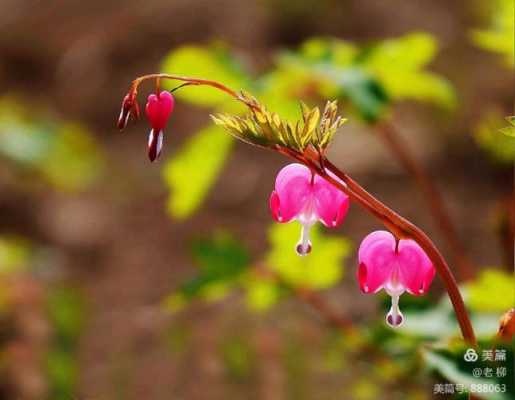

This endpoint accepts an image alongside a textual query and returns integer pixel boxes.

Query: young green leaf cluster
[211,91,347,153]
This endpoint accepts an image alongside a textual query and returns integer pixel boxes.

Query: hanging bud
[117,93,138,130]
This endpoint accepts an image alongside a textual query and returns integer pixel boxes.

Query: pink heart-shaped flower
[357,230,435,296]
[145,91,175,131]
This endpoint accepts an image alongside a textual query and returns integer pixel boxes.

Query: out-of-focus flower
[357,230,435,327]
[269,163,349,255]
[145,91,175,162]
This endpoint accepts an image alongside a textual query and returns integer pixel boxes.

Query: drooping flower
[269,163,350,256]
[145,91,175,162]
[357,230,435,327]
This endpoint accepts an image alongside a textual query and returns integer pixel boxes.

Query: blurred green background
[0,0,513,399]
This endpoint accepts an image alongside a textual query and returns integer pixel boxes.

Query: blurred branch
[375,121,475,281]
[255,264,355,334]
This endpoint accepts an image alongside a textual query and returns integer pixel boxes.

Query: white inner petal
[386,293,404,328]
[295,196,316,256]
[156,130,164,156]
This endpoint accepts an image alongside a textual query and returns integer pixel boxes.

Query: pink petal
[145,91,175,131]
[313,174,349,227]
[269,191,281,222]
[357,231,397,293]
[397,240,434,295]
[270,163,312,223]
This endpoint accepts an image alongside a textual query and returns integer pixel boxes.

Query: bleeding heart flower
[145,91,175,162]
[270,163,350,256]
[357,230,435,327]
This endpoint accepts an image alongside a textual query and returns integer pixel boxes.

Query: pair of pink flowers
[118,90,175,162]
[270,163,435,327]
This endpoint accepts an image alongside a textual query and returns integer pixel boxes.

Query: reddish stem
[319,158,476,345]
[375,121,475,280]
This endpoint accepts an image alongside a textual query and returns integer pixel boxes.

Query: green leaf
[47,287,84,346]
[363,32,437,71]
[400,292,500,339]
[474,112,515,164]
[276,33,455,121]
[220,336,255,380]
[0,98,103,192]
[470,0,514,66]
[299,37,358,66]
[373,70,455,109]
[40,123,104,192]
[164,232,250,308]
[244,277,281,312]
[335,68,390,122]
[265,223,351,289]
[160,44,249,108]
[362,33,456,109]
[466,269,514,313]
[0,236,31,274]
[46,349,78,400]
[499,116,515,137]
[257,69,312,123]
[163,125,233,219]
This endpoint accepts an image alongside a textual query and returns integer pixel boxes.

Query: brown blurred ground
[0,1,512,399]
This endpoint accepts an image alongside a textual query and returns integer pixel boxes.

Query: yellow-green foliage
[0,236,31,275]
[0,98,103,191]
[266,223,351,290]
[160,45,249,219]
[471,0,514,66]
[362,33,456,108]
[474,112,515,164]
[466,269,514,313]
[162,125,233,218]
[160,44,250,107]
[160,33,454,219]
[276,32,456,121]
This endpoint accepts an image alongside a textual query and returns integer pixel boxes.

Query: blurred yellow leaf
[257,69,309,123]
[245,277,281,312]
[364,32,437,70]
[467,269,514,313]
[499,116,515,137]
[163,125,233,219]
[299,37,358,66]
[161,45,249,107]
[266,223,351,289]
[41,123,104,192]
[363,33,456,109]
[0,236,31,274]
[0,98,103,192]
[474,111,515,164]
[471,0,514,66]
[351,378,380,400]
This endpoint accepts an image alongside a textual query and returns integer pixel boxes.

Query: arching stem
[121,75,477,345]
[375,121,475,280]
